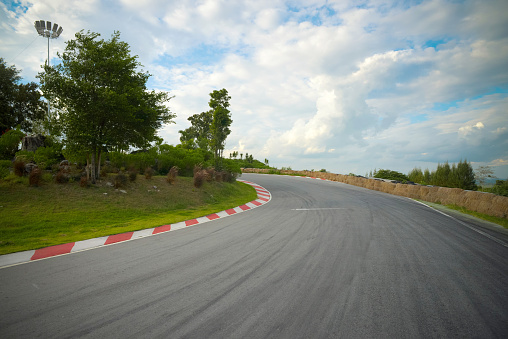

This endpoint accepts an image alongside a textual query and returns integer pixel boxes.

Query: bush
[374,169,410,183]
[34,146,62,169]
[13,159,25,177]
[194,164,202,176]
[194,170,206,188]
[215,171,224,182]
[0,129,24,160]
[80,176,88,188]
[0,160,11,179]
[114,173,128,188]
[29,167,42,187]
[55,170,69,184]
[15,150,35,163]
[205,167,215,182]
[166,166,178,184]
[144,167,154,179]
[490,180,508,197]
[128,169,137,182]
[223,171,237,183]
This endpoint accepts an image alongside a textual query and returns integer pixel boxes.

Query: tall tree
[39,30,175,183]
[455,159,477,190]
[0,58,45,134]
[179,111,213,150]
[475,165,496,188]
[208,88,232,168]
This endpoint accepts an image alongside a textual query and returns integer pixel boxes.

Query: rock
[59,160,71,173]
[119,190,127,194]
[24,163,38,175]
[21,135,46,152]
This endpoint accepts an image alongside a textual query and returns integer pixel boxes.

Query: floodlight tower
[34,20,63,116]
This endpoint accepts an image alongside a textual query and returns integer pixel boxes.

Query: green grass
[0,174,257,255]
[443,204,508,229]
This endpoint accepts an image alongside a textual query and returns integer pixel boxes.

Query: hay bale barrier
[242,168,508,219]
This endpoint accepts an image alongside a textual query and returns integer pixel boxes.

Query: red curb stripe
[252,185,264,190]
[257,192,270,197]
[31,242,75,260]
[105,232,134,245]
[226,208,237,215]
[153,224,171,234]
[251,200,262,206]
[258,197,269,202]
[239,204,251,211]
[186,219,199,226]
[207,214,220,220]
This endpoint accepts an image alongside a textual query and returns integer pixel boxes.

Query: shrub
[34,146,62,169]
[29,167,42,187]
[55,170,69,184]
[144,167,154,179]
[0,160,11,179]
[166,166,178,184]
[205,167,215,182]
[374,169,410,183]
[193,164,202,176]
[0,129,24,160]
[223,171,237,183]
[194,170,206,188]
[114,173,128,188]
[80,176,88,188]
[490,180,508,197]
[13,159,25,177]
[128,169,137,182]
[215,171,224,182]
[14,150,35,163]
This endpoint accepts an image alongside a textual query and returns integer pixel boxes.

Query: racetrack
[1,173,507,338]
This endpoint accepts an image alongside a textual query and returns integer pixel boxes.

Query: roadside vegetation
[0,30,270,256]
[0,173,257,255]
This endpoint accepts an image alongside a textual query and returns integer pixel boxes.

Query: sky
[1,0,507,178]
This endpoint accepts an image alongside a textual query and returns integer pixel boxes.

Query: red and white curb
[0,180,271,269]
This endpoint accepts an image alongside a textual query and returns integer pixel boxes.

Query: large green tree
[208,88,232,168]
[38,30,175,183]
[179,110,213,150]
[0,58,45,134]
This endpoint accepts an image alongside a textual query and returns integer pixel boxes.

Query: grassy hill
[0,174,257,255]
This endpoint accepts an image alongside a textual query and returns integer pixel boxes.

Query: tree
[0,58,46,134]
[38,30,175,183]
[475,165,496,189]
[454,159,476,190]
[208,88,232,168]
[0,128,24,160]
[432,162,451,187]
[179,111,213,150]
[408,167,424,183]
[374,169,410,182]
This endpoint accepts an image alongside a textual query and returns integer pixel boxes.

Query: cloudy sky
[1,0,507,178]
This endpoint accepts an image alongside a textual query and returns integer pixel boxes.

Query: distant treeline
[367,160,506,197]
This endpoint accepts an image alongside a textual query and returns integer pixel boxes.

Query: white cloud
[2,0,507,178]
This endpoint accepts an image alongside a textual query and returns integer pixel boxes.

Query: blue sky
[1,0,507,178]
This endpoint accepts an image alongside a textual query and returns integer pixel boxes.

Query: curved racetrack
[1,173,507,338]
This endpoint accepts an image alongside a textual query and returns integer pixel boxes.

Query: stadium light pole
[34,20,63,117]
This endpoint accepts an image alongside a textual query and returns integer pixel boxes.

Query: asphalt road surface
[1,173,507,338]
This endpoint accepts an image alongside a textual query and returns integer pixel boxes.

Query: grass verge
[0,175,257,255]
[443,204,508,229]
